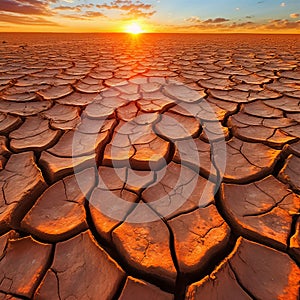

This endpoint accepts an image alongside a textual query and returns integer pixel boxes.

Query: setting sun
[125,23,144,34]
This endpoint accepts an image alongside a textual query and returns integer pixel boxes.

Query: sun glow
[125,22,144,34]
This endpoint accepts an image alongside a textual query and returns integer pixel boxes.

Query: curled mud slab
[0,33,299,299]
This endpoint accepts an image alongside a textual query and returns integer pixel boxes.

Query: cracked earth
[0,33,299,299]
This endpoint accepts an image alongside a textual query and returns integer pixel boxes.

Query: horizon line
[1,31,300,35]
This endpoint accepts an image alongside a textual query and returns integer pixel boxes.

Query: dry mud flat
[0,33,299,299]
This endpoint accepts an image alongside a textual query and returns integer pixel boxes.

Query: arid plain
[0,33,299,299]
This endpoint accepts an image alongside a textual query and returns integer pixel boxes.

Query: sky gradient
[0,0,299,33]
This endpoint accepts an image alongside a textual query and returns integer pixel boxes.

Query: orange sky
[0,0,299,33]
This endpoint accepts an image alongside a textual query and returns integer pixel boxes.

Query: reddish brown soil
[0,33,299,299]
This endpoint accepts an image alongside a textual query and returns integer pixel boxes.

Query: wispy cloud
[186,16,230,24]
[84,11,106,18]
[53,0,156,20]
[0,11,58,25]
[290,13,299,19]
[181,14,300,32]
[54,4,94,12]
[264,18,300,29]
[0,0,59,26]
[54,5,81,12]
[203,18,230,24]
[62,10,106,20]
[0,0,53,15]
[96,0,156,19]
[229,21,256,29]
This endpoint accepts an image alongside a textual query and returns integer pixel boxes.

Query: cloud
[203,18,229,24]
[85,11,106,18]
[96,0,156,19]
[60,14,85,20]
[121,9,156,19]
[54,5,81,11]
[62,10,106,20]
[0,0,105,26]
[280,2,286,7]
[185,16,201,23]
[230,21,256,29]
[54,4,94,12]
[0,0,65,27]
[186,16,229,24]
[0,11,57,25]
[264,18,300,29]
[96,1,153,10]
[290,13,299,19]
[0,0,53,15]
[181,15,300,32]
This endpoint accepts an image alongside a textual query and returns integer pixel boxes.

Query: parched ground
[0,33,299,300]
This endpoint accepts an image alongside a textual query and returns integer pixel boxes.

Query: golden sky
[0,0,299,33]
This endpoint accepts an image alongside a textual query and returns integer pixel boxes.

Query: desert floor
[0,33,299,299]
